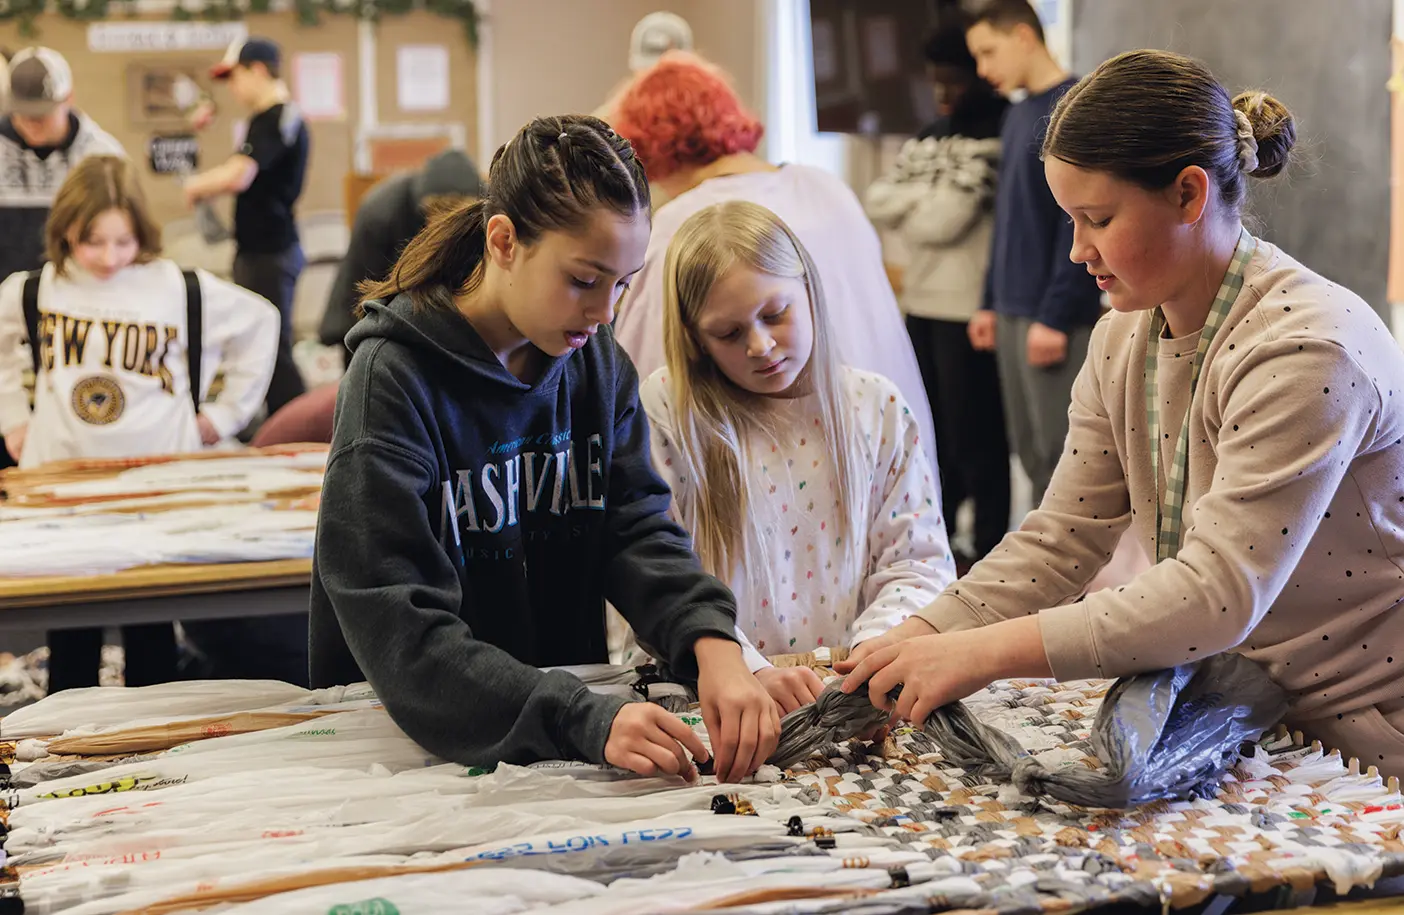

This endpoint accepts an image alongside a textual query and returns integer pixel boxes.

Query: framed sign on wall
[148,134,200,176]
[127,61,209,130]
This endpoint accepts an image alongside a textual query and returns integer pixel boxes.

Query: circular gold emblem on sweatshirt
[71,376,125,426]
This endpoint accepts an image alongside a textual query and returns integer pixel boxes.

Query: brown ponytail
[358,114,649,315]
[358,198,488,314]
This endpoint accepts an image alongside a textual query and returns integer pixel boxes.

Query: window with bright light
[764,0,847,178]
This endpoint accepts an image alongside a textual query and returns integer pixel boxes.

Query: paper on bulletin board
[397,45,450,112]
[293,52,345,121]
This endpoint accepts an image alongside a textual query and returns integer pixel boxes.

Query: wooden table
[0,558,312,631]
[0,446,324,632]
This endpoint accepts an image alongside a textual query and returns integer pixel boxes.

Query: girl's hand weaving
[754,665,825,715]
[696,637,780,783]
[838,617,1052,727]
[835,615,937,674]
[604,703,708,783]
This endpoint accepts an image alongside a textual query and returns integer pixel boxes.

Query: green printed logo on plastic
[328,898,400,915]
[679,715,703,726]
[291,728,338,738]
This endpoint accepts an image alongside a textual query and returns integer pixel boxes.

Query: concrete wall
[1071,0,1392,317]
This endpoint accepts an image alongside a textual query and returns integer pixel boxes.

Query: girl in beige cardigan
[839,49,1404,776]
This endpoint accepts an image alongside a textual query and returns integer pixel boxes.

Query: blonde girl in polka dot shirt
[615,199,957,715]
[840,50,1404,776]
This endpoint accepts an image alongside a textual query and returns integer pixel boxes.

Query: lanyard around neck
[1145,229,1255,563]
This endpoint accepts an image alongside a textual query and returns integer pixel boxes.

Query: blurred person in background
[0,47,123,470]
[320,148,485,357]
[962,0,1101,504]
[186,37,310,420]
[866,15,1010,567]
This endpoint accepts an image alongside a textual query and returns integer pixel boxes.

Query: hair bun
[1231,90,1296,179]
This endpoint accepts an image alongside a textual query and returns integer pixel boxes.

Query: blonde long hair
[661,200,864,594]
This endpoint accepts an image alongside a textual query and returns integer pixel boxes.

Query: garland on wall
[0,0,478,45]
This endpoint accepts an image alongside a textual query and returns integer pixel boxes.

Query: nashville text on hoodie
[439,429,607,560]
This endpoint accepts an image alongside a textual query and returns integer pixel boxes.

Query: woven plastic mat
[3,660,1402,913]
[768,674,1404,911]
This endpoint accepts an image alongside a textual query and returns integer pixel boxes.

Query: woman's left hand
[694,637,780,783]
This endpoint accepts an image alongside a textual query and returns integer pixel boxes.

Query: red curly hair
[611,52,764,182]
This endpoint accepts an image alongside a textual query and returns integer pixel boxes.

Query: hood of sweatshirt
[347,292,570,394]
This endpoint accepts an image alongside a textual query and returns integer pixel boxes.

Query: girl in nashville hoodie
[310,115,778,784]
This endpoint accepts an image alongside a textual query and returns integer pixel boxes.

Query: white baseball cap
[8,47,72,118]
[629,12,693,72]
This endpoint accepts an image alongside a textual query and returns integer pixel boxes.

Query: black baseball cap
[210,37,280,80]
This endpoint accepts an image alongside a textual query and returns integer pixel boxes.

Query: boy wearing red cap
[186,37,310,418]
[183,37,312,688]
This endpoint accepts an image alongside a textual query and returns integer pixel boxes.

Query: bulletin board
[375,12,477,131]
[0,11,478,229]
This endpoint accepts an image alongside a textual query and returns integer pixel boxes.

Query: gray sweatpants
[994,314,1093,504]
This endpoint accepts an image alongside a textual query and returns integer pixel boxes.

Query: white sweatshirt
[635,367,957,669]
[864,136,1001,323]
[0,259,279,468]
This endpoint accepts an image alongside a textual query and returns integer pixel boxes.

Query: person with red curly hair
[608,52,936,457]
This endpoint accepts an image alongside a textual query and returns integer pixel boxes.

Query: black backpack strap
[183,269,203,415]
[21,270,41,376]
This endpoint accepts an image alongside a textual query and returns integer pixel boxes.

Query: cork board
[369,134,451,173]
[375,11,478,134]
[0,11,478,229]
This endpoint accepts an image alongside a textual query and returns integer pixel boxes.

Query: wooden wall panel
[0,11,477,229]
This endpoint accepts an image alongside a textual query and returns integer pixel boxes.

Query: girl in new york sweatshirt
[0,156,278,467]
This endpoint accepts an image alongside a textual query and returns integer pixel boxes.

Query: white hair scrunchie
[1233,109,1259,174]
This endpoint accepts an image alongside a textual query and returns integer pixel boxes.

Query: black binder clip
[631,663,667,701]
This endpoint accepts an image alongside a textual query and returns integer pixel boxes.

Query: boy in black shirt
[186,36,309,418]
[183,37,311,686]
